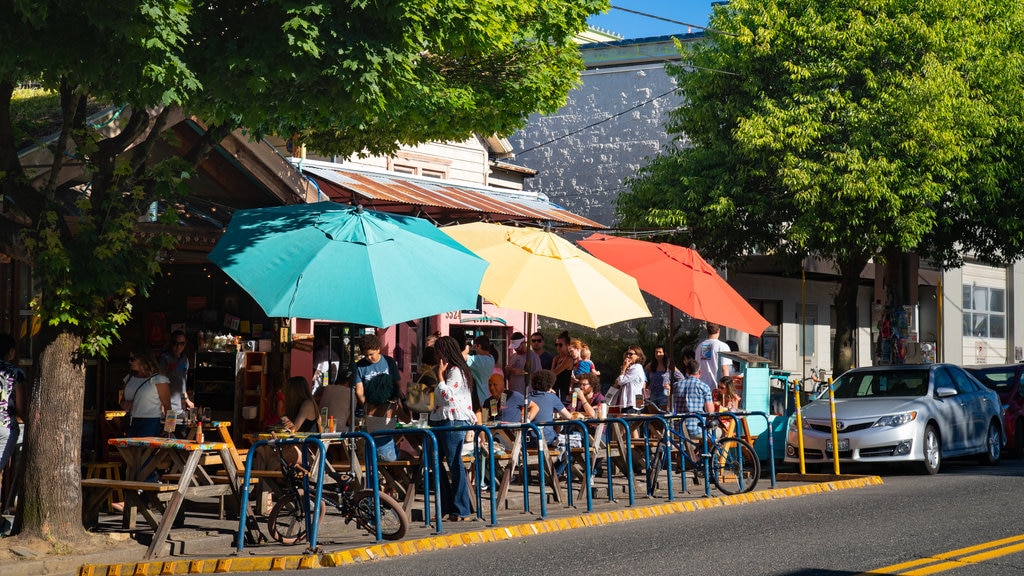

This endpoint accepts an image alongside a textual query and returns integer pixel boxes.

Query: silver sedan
[784,364,1003,474]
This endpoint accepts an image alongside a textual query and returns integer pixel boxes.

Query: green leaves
[620,0,1024,272]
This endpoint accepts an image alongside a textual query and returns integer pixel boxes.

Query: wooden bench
[81,478,180,528]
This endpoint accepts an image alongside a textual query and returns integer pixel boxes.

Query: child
[579,344,600,377]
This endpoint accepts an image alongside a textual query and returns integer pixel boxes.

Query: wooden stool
[84,462,123,513]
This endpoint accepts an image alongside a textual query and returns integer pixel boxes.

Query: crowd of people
[108,321,744,527]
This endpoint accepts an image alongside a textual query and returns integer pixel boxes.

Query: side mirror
[935,386,957,398]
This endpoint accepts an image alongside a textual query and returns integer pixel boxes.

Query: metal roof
[303,165,605,229]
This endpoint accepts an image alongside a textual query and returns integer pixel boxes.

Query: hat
[510,331,526,348]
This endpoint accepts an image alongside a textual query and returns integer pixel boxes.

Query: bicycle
[643,405,760,495]
[265,442,408,544]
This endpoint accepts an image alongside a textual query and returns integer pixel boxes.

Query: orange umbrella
[578,233,769,336]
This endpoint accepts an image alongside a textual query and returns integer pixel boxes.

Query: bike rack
[485,422,547,518]
[571,417,636,507]
[532,420,592,511]
[429,424,499,526]
[617,414,673,501]
[236,432,380,552]
[716,410,776,488]
[658,412,712,497]
[368,428,443,532]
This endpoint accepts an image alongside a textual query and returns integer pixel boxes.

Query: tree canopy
[0,0,608,549]
[617,0,1024,369]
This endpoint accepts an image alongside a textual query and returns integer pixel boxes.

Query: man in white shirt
[697,322,731,389]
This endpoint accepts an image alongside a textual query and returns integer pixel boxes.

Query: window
[962,285,1005,338]
[747,299,782,367]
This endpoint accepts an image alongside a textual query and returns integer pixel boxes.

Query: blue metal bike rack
[533,420,592,511]
[367,427,443,532]
[429,424,498,525]
[486,422,546,518]
[237,432,379,552]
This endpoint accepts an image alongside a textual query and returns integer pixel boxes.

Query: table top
[108,436,228,451]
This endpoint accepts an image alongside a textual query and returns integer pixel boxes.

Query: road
[255,459,1024,575]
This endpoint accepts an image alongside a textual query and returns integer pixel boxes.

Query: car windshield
[970,368,1015,393]
[831,369,929,399]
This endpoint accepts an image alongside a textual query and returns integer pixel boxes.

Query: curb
[79,476,882,575]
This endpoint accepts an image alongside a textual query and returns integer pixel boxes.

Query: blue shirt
[527,391,566,445]
[485,390,528,423]
[673,375,713,438]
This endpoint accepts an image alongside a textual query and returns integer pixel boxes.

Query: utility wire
[517,86,680,156]
[610,5,737,37]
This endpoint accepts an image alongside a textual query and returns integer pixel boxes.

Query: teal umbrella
[208,202,488,327]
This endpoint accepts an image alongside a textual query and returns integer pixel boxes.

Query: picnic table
[92,436,258,559]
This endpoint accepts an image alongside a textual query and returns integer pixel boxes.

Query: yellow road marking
[861,533,1024,575]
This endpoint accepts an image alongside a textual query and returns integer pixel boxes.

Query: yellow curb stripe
[80,477,881,574]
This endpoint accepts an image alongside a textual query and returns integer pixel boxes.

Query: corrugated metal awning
[303,165,605,229]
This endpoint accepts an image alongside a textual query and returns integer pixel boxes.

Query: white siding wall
[959,263,1009,364]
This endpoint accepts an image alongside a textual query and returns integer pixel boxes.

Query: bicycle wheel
[646,440,669,495]
[710,437,760,495]
[267,490,328,545]
[353,489,408,541]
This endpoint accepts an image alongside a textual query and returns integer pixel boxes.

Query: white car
[784,364,1003,474]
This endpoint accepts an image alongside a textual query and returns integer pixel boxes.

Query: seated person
[527,369,579,476]
[483,373,538,424]
[565,372,604,419]
[279,376,320,465]
[281,376,319,433]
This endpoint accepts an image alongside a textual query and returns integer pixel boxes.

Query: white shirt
[124,373,171,419]
[615,364,647,409]
[698,337,731,388]
[430,367,476,423]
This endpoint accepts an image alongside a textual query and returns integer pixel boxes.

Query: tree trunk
[832,258,870,374]
[17,331,89,545]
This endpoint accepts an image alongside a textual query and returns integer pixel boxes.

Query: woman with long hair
[429,336,476,522]
[612,345,647,414]
[121,345,172,438]
[281,376,320,433]
[714,375,742,437]
[646,346,682,411]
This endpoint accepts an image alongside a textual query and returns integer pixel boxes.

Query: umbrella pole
[668,308,675,368]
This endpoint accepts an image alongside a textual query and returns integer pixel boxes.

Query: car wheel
[978,420,1001,466]
[921,425,941,475]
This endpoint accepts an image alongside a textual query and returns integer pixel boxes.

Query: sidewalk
[13,472,882,576]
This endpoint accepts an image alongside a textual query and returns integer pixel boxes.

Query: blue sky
[587,1,717,40]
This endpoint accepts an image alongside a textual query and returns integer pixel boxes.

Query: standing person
[0,334,24,494]
[530,331,554,370]
[698,323,732,389]
[159,330,193,434]
[352,334,402,462]
[465,334,495,407]
[121,346,172,438]
[673,359,715,440]
[646,346,682,411]
[312,334,340,397]
[611,345,646,415]
[429,336,476,522]
[505,331,541,396]
[550,331,574,401]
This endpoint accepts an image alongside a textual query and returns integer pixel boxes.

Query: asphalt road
[253,458,1024,576]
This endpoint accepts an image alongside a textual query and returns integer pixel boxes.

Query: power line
[517,86,680,156]
[610,4,737,37]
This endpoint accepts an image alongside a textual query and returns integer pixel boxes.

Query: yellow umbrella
[442,222,651,328]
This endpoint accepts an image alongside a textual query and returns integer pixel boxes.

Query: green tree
[0,0,607,550]
[618,0,1024,373]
